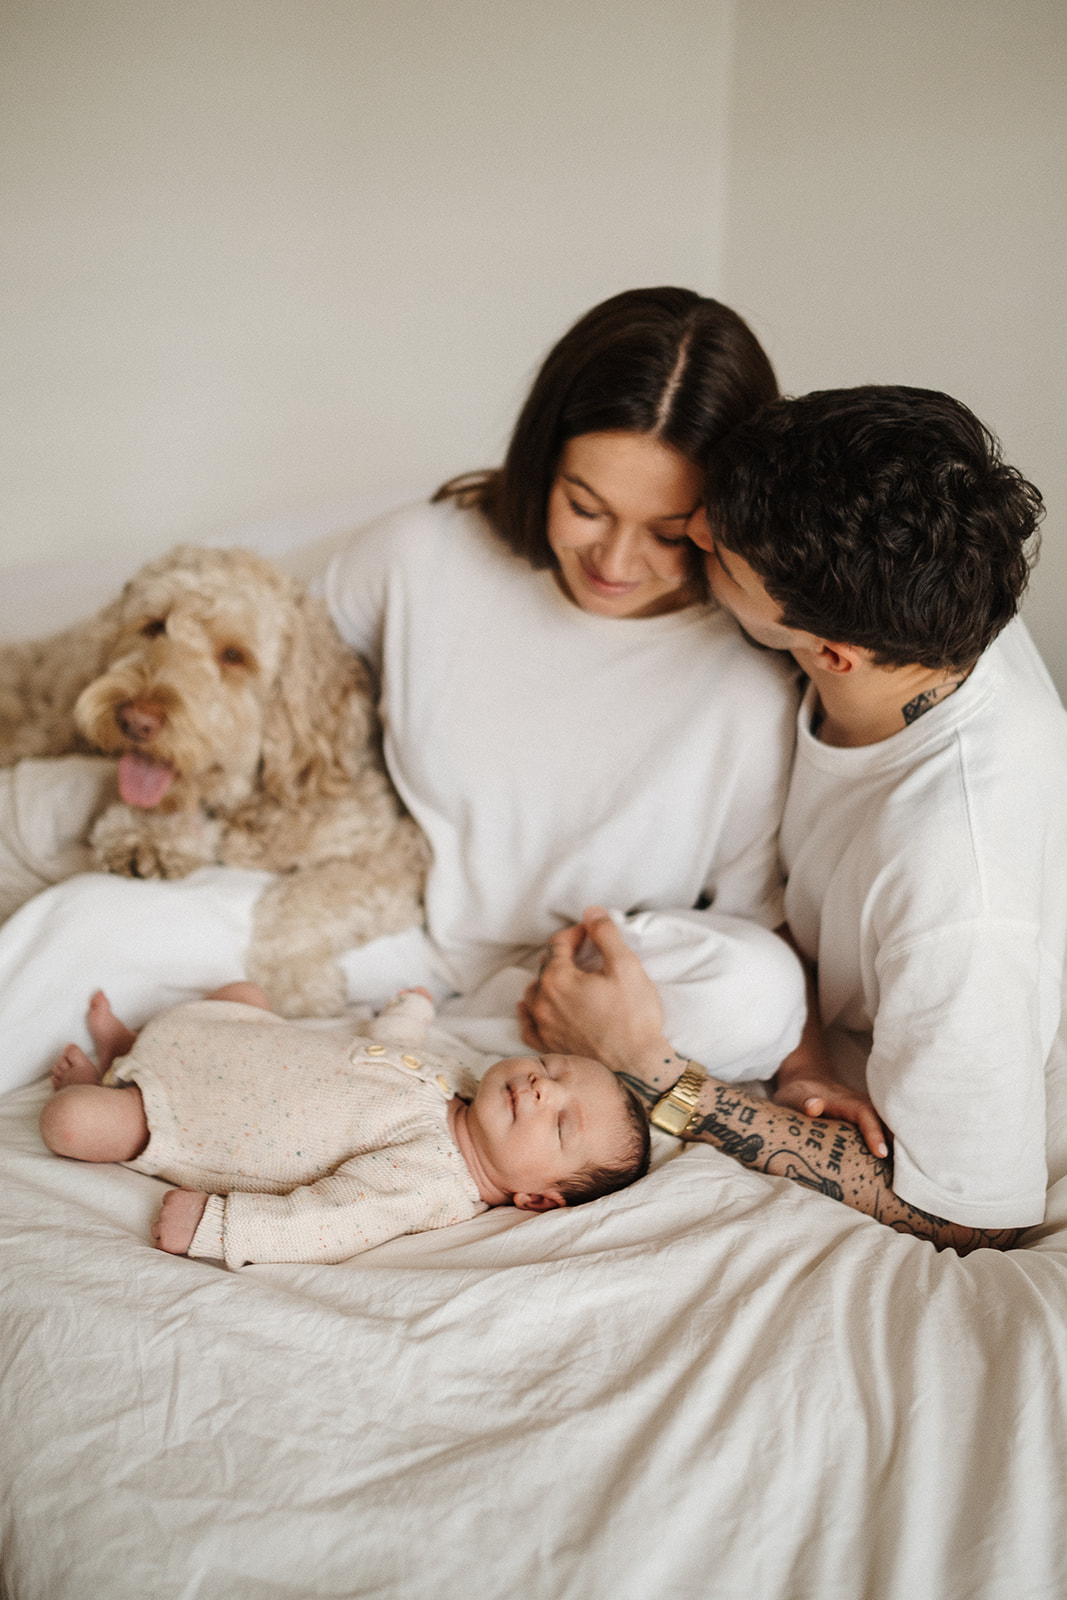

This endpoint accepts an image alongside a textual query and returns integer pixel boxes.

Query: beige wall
[722,0,1067,693]
[0,0,732,564]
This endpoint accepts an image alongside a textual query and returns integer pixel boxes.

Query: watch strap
[649,1061,706,1136]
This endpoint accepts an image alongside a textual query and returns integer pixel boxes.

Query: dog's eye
[218,645,249,668]
[141,619,166,637]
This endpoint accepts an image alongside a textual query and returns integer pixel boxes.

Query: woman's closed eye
[567,498,601,520]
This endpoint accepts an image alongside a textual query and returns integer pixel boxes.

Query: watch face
[650,1098,692,1136]
[650,1065,704,1136]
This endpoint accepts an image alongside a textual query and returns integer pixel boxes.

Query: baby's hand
[152,1189,209,1254]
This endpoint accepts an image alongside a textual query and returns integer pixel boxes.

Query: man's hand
[520,906,669,1080]
[152,1188,209,1254]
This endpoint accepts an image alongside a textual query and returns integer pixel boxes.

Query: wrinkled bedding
[4,1056,1067,1600]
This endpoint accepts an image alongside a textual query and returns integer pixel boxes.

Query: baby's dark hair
[555,1081,651,1206]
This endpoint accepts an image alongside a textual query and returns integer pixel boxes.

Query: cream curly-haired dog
[0,544,429,1016]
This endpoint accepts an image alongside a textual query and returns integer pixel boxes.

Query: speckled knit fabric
[108,998,485,1267]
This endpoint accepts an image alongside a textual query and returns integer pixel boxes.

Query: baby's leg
[204,980,273,1011]
[49,989,136,1089]
[40,1083,148,1163]
[51,1042,104,1090]
[86,989,137,1073]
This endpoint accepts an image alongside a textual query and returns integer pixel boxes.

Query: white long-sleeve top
[323,498,799,993]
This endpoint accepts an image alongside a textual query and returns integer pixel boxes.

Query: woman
[0,288,804,1088]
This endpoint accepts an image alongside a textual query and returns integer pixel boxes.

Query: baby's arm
[179,1134,474,1267]
[366,988,435,1044]
[153,1189,209,1254]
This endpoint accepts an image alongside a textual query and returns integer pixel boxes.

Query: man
[522,386,1067,1253]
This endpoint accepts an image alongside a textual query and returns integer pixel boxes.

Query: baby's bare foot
[51,1043,103,1091]
[86,990,137,1073]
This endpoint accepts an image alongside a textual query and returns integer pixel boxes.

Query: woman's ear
[512,1191,566,1213]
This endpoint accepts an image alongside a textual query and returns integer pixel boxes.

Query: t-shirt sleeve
[188,1130,484,1268]
[866,920,1052,1228]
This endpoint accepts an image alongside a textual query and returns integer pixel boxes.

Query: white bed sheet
[4,1058,1067,1600]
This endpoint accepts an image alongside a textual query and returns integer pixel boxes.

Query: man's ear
[810,640,870,676]
[512,1191,566,1213]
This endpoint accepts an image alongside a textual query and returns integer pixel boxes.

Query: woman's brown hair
[434,286,778,569]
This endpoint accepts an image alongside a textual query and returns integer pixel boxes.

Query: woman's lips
[578,561,637,596]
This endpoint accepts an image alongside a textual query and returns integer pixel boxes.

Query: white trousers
[0,759,805,1094]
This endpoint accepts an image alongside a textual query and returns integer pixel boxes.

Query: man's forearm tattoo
[617,1071,660,1110]
[687,1086,852,1199]
[657,1078,1020,1254]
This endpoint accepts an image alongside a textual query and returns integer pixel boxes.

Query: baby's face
[467,1054,632,1203]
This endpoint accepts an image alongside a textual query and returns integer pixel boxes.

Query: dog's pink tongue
[118,751,176,808]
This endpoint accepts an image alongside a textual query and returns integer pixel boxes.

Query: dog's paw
[89,803,223,879]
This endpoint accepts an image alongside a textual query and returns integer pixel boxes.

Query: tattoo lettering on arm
[675,1080,1020,1255]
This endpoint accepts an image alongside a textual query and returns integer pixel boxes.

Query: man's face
[690,513,819,665]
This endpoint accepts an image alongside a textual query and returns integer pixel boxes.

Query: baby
[40,983,651,1268]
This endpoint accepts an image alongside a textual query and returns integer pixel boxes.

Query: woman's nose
[594,527,640,579]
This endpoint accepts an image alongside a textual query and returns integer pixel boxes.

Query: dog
[0,544,429,1015]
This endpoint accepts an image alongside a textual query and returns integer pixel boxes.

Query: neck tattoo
[901,669,971,727]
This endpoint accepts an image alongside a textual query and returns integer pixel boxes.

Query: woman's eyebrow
[562,473,699,521]
[560,472,605,504]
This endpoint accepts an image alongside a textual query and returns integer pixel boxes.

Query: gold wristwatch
[649,1061,706,1137]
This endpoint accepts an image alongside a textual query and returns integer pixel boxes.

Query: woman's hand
[520,907,670,1083]
[152,1188,209,1255]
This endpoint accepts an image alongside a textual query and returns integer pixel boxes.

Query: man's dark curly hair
[707,385,1043,669]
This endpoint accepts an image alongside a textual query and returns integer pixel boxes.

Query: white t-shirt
[781,620,1067,1228]
[324,498,799,993]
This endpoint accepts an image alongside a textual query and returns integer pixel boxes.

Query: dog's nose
[116,702,167,743]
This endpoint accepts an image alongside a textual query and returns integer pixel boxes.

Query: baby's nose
[532,1072,561,1105]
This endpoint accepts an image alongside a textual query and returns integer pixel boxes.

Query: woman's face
[546,431,704,619]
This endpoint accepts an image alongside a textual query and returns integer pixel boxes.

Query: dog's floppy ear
[0,595,130,764]
[258,590,376,804]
